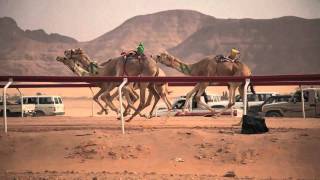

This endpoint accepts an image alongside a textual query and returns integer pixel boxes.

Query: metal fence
[1,74,320,134]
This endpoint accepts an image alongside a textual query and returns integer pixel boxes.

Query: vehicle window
[214,96,221,102]
[264,97,275,105]
[58,97,63,104]
[257,94,263,101]
[235,95,241,102]
[247,94,257,102]
[26,97,37,104]
[206,96,213,102]
[174,100,185,109]
[15,99,21,104]
[39,97,54,104]
[278,96,290,102]
[293,91,308,102]
[265,94,272,100]
[316,91,320,102]
[54,97,59,104]
[304,91,309,102]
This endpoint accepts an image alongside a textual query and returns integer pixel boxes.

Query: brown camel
[57,49,138,116]
[57,48,172,120]
[155,52,254,116]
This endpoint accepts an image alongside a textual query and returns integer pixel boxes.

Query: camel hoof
[97,111,103,115]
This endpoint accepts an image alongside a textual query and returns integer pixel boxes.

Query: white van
[22,95,65,116]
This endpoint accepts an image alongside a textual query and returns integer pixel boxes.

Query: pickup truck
[262,88,320,117]
[248,95,291,115]
[210,92,279,109]
[0,100,36,117]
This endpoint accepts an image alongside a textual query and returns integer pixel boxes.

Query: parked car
[22,95,65,116]
[248,95,291,115]
[154,94,236,117]
[0,100,35,117]
[262,88,320,117]
[210,92,279,109]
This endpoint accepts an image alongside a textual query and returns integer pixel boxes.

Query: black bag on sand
[241,115,269,134]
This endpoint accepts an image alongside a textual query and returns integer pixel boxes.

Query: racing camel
[155,52,254,117]
[57,48,172,120]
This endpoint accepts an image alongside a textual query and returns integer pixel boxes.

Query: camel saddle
[121,50,147,76]
[121,50,146,61]
[215,55,239,63]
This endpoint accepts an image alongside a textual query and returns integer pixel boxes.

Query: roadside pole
[16,88,23,118]
[300,85,306,119]
[3,78,13,133]
[118,78,128,134]
[243,78,250,116]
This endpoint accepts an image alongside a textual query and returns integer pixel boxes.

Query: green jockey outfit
[89,61,98,75]
[137,42,144,55]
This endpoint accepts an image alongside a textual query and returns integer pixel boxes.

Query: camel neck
[169,57,192,75]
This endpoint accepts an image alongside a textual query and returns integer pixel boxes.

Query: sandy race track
[0,116,320,179]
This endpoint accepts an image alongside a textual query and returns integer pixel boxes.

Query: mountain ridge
[0,10,319,76]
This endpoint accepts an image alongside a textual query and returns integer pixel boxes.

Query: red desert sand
[1,116,320,179]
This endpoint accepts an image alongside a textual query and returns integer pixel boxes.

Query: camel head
[62,48,92,70]
[155,52,181,68]
[56,50,90,76]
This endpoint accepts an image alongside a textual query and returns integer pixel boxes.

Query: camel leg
[100,93,119,114]
[140,84,157,115]
[218,83,237,116]
[122,88,135,117]
[158,83,173,111]
[193,83,216,115]
[122,87,144,117]
[120,86,147,118]
[182,83,201,112]
[94,88,109,115]
[100,85,121,114]
[126,83,149,122]
[146,84,161,118]
[112,83,139,102]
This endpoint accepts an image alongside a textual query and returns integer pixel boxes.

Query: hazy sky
[1,0,319,41]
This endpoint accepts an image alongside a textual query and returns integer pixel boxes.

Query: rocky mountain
[82,10,215,59]
[0,10,319,76]
[169,16,320,75]
[0,17,77,76]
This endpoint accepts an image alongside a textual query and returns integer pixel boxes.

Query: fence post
[3,78,13,133]
[16,88,23,118]
[118,78,128,134]
[299,85,306,119]
[243,78,250,116]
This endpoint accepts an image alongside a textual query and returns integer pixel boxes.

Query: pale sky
[1,0,319,42]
